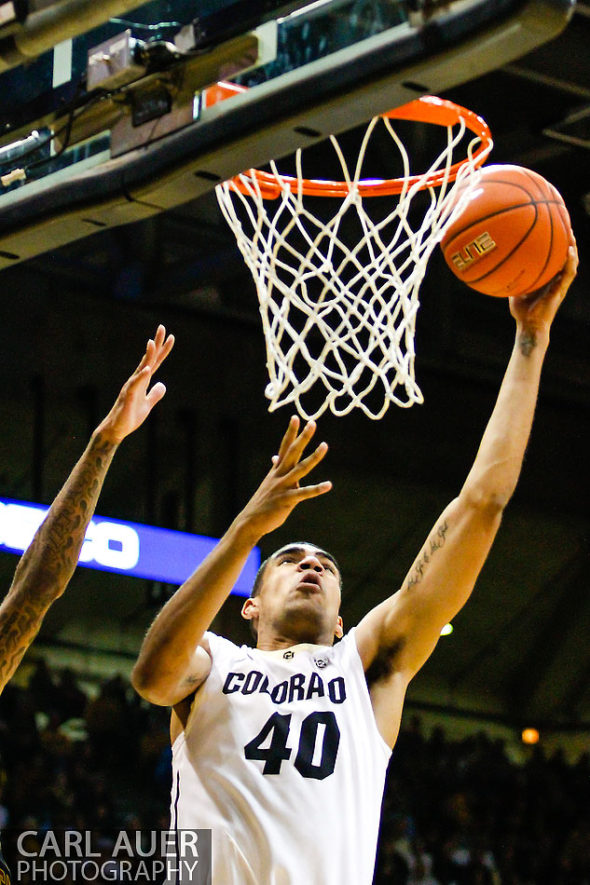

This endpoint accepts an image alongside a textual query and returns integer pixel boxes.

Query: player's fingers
[563,245,578,281]
[540,249,577,303]
[286,480,332,502]
[276,416,300,463]
[282,419,317,470]
[553,246,578,290]
[288,441,328,482]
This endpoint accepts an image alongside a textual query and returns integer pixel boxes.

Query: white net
[216,100,492,420]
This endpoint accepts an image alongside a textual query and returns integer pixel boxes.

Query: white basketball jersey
[170,628,391,885]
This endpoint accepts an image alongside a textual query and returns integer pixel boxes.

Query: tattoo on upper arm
[184,673,203,687]
[0,436,115,691]
[519,330,536,357]
[406,519,449,589]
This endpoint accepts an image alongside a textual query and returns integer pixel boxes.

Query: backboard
[0,0,574,268]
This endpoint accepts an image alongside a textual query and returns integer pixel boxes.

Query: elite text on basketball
[451,231,497,271]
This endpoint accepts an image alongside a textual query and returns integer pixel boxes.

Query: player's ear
[334,615,344,639]
[241,597,260,622]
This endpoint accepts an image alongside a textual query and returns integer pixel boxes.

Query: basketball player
[0,325,174,882]
[132,246,578,885]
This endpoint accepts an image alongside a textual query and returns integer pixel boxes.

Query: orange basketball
[440,164,571,298]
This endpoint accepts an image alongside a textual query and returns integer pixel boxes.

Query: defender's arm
[0,325,174,693]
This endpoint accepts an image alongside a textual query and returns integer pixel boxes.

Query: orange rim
[204,82,493,200]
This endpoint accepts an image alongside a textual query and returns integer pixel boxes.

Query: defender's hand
[97,325,175,444]
[236,416,331,544]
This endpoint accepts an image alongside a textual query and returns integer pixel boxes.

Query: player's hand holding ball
[440,164,573,300]
[508,242,578,333]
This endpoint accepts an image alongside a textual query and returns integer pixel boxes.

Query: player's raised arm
[355,244,578,746]
[131,416,331,707]
[0,325,174,694]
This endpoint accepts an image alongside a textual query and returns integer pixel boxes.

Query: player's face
[245,543,343,646]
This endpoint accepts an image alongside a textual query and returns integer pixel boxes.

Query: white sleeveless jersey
[170,627,391,885]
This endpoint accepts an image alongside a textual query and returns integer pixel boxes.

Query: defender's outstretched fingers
[125,364,153,396]
[146,381,167,409]
[134,340,155,375]
[152,327,175,373]
[133,326,174,377]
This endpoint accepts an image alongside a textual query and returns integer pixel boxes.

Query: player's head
[242,542,343,647]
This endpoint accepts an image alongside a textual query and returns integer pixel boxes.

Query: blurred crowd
[0,660,171,835]
[376,717,590,885]
[0,660,588,884]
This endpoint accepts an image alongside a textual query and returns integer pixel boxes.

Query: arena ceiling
[0,4,588,736]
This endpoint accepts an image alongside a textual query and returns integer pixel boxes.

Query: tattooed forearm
[0,596,48,687]
[407,519,449,589]
[0,431,118,692]
[15,435,115,586]
[518,329,537,357]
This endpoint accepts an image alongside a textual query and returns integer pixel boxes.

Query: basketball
[440,164,572,298]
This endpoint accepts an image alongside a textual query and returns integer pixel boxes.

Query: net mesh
[216,102,492,420]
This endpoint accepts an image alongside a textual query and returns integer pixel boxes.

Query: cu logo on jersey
[314,657,329,669]
[283,650,294,659]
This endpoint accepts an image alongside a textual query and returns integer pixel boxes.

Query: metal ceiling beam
[502,63,590,100]
[0,0,574,268]
[0,0,154,72]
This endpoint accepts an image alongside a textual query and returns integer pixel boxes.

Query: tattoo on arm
[184,673,204,688]
[519,330,537,357]
[0,434,117,691]
[406,520,449,589]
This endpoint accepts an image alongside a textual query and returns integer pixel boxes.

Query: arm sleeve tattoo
[0,432,117,691]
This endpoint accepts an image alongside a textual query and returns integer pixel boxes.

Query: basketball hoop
[210,82,493,420]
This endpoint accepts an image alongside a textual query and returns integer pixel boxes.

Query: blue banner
[0,497,259,597]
